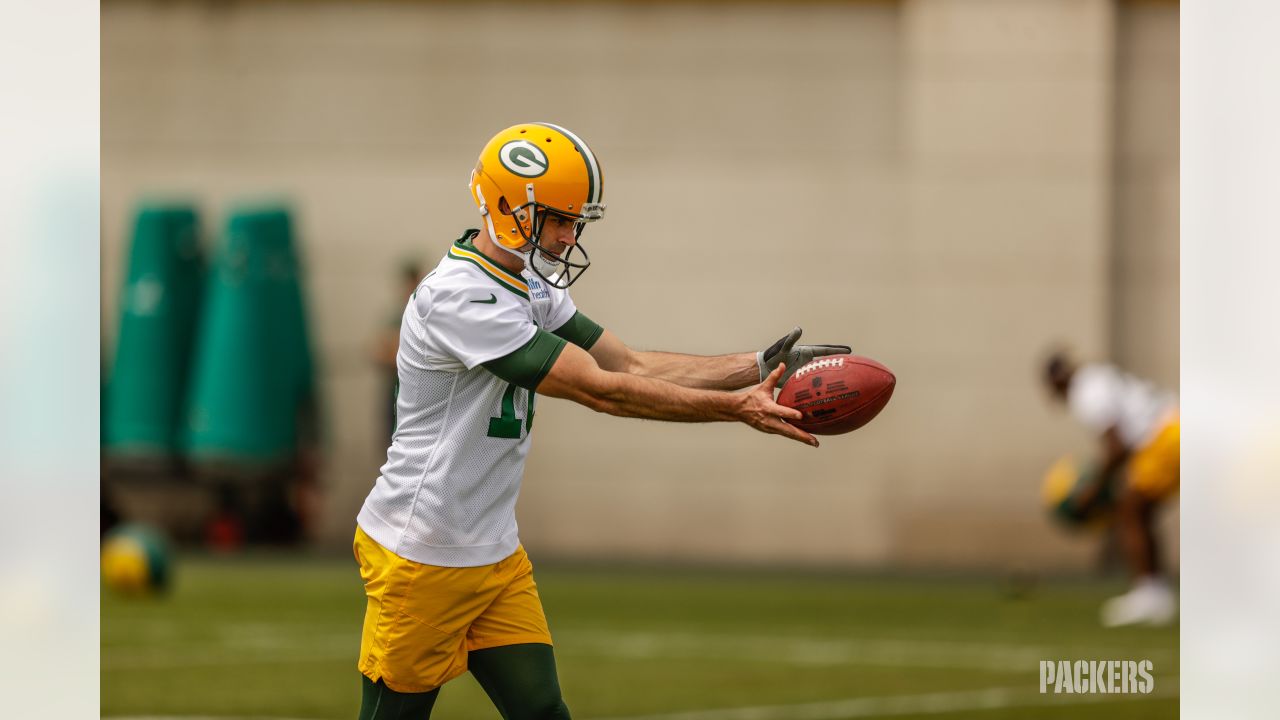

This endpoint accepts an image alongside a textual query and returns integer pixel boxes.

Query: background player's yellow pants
[1129,414,1180,501]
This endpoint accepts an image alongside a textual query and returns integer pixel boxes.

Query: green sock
[359,675,439,720]
[468,643,571,720]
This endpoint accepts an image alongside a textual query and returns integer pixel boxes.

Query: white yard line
[564,632,1045,672]
[594,684,1177,720]
[105,628,1176,673]
[105,648,354,670]
[557,629,1177,673]
[106,684,1176,720]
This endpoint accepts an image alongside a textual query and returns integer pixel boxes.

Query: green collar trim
[447,232,530,300]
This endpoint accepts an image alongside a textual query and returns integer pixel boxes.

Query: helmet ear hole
[497,196,513,215]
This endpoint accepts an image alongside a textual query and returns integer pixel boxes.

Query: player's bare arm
[1098,426,1130,475]
[588,327,851,391]
[586,329,758,390]
[540,340,819,447]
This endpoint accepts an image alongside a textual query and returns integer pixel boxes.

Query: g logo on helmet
[499,140,549,178]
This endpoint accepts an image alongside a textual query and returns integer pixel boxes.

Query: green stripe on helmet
[532,122,600,207]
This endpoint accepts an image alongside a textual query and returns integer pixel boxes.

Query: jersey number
[487,383,535,439]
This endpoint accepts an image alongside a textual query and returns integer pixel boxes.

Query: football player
[1044,350,1179,626]
[353,123,850,719]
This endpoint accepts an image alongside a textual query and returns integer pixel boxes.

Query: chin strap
[530,247,561,278]
[474,185,501,248]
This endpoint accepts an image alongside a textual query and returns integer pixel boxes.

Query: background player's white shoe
[1101,576,1177,627]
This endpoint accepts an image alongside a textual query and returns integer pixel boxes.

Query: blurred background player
[371,261,424,447]
[1044,349,1180,626]
[353,123,850,718]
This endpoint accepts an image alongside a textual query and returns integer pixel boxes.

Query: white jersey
[357,236,581,567]
[1067,363,1177,449]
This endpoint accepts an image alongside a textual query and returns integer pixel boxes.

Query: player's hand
[738,364,819,447]
[757,327,851,386]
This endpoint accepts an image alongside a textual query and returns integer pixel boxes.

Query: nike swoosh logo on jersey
[470,293,497,304]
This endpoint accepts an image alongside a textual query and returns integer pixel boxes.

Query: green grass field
[102,555,1177,719]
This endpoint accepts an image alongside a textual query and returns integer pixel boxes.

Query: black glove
[756,327,851,386]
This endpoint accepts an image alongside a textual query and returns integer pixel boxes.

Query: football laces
[793,357,844,379]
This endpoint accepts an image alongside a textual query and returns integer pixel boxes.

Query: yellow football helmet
[468,123,606,289]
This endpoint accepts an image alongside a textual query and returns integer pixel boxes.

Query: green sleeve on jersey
[483,330,569,391]
[552,310,604,350]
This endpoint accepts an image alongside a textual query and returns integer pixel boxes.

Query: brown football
[777,355,896,435]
